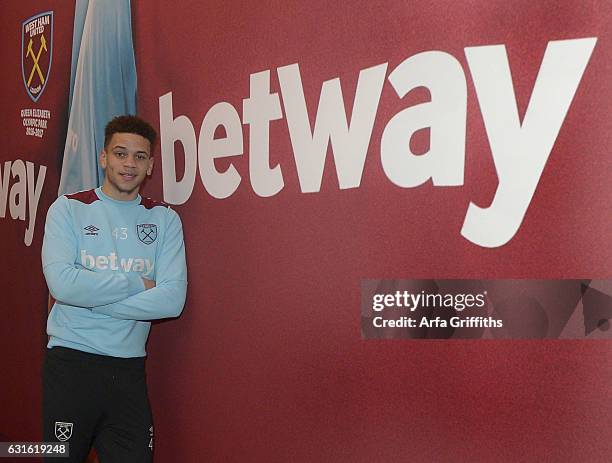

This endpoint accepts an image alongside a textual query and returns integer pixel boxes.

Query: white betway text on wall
[158,38,597,248]
[0,160,46,246]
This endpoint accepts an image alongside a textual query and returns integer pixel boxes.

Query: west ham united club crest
[137,224,158,245]
[22,11,53,102]
[54,421,73,442]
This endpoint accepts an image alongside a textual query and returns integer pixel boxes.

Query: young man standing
[41,115,187,462]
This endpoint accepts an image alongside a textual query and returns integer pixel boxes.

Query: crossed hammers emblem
[26,34,47,87]
[138,224,157,244]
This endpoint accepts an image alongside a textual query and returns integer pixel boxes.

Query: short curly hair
[104,115,157,150]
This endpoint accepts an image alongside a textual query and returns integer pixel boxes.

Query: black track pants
[43,347,153,463]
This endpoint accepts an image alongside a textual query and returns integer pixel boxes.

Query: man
[41,115,187,462]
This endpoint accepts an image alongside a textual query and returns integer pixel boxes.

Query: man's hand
[142,278,156,290]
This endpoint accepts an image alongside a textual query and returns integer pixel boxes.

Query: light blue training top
[42,187,187,358]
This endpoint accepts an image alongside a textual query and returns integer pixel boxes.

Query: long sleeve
[42,196,146,308]
[91,209,187,320]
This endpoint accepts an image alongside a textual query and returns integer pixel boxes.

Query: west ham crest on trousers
[137,224,158,244]
[55,421,73,442]
[22,11,53,102]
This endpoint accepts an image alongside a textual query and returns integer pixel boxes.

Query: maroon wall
[0,0,73,446]
[1,1,611,462]
[134,1,612,461]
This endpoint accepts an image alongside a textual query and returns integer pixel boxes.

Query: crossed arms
[42,197,187,321]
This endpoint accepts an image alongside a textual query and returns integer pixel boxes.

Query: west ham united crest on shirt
[137,224,158,245]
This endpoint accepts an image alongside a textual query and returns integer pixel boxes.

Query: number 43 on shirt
[112,227,128,240]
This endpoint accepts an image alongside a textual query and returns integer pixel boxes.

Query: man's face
[100,132,154,201]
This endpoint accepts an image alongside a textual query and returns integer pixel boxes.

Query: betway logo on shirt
[81,250,154,277]
[158,37,597,248]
